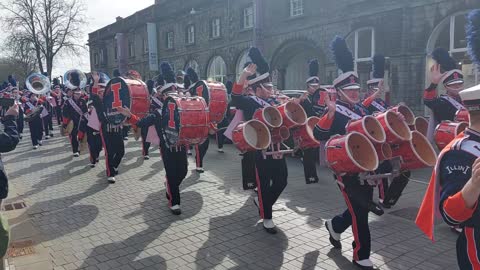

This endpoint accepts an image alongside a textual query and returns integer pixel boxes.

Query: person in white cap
[416,10,480,270]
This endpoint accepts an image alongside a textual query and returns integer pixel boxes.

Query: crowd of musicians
[1,9,480,270]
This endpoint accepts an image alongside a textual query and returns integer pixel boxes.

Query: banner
[147,23,159,71]
[115,33,128,75]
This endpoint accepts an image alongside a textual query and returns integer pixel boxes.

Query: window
[243,5,254,29]
[236,50,250,80]
[346,28,375,88]
[128,40,135,57]
[185,59,199,73]
[290,0,303,17]
[94,53,99,65]
[100,48,107,64]
[167,31,174,49]
[114,46,118,60]
[208,56,227,83]
[186,25,195,44]
[143,37,148,54]
[211,18,221,38]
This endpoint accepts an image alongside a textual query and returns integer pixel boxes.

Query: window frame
[208,56,227,83]
[128,40,135,57]
[211,18,221,38]
[243,5,254,29]
[94,52,99,66]
[166,31,174,49]
[143,36,149,54]
[186,25,195,45]
[290,0,304,17]
[114,45,118,60]
[349,27,375,70]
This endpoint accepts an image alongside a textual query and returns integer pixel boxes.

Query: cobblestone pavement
[3,127,459,270]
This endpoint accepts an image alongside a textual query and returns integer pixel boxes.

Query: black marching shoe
[353,259,378,270]
[367,201,384,216]
[325,220,342,249]
[263,219,277,234]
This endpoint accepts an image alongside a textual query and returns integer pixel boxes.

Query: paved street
[2,126,459,270]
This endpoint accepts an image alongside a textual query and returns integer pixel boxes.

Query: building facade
[88,0,480,113]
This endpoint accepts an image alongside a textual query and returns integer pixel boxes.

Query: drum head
[192,81,211,104]
[104,77,131,125]
[244,121,271,149]
[386,111,412,141]
[347,133,378,171]
[161,96,180,146]
[285,102,307,125]
[364,116,386,143]
[410,131,437,167]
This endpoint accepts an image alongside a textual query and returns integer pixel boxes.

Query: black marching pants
[255,153,288,220]
[141,126,150,156]
[87,127,103,164]
[55,107,62,125]
[100,129,125,177]
[28,117,43,146]
[43,115,53,136]
[332,175,373,261]
[195,138,209,168]
[303,147,319,184]
[456,227,480,270]
[161,145,188,206]
[70,122,80,154]
[242,151,257,190]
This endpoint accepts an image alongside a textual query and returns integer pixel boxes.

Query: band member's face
[307,84,318,94]
[73,92,81,100]
[30,95,37,102]
[340,88,360,104]
[446,82,464,96]
[255,84,273,99]
[67,91,73,97]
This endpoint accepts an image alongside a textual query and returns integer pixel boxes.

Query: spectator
[0,104,20,202]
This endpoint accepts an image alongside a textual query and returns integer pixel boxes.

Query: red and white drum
[375,143,393,162]
[455,109,469,123]
[276,101,307,129]
[232,120,271,153]
[192,81,228,124]
[161,96,210,147]
[346,115,386,144]
[325,132,379,174]
[253,107,283,129]
[104,77,151,125]
[271,126,290,144]
[293,117,321,149]
[391,131,437,170]
[434,121,468,150]
[391,104,415,126]
[375,110,412,144]
[410,116,429,137]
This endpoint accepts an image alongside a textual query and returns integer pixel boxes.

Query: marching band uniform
[127,63,188,215]
[51,80,64,125]
[416,11,480,269]
[424,48,465,124]
[41,95,54,139]
[232,48,288,234]
[315,37,383,270]
[141,80,158,159]
[62,74,88,157]
[299,59,325,184]
[24,94,44,149]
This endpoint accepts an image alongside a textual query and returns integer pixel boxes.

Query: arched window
[236,50,250,80]
[184,59,199,73]
[426,12,477,89]
[346,27,375,88]
[207,56,227,83]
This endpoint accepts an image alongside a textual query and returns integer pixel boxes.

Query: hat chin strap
[338,89,359,105]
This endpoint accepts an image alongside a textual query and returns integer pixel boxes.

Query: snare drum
[191,80,228,124]
[455,109,469,123]
[161,96,210,147]
[232,120,271,153]
[293,117,321,149]
[434,121,468,150]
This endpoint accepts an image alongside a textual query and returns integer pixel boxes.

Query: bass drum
[161,96,210,147]
[191,80,228,124]
[103,77,150,126]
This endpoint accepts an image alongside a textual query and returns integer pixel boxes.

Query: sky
[0,0,154,78]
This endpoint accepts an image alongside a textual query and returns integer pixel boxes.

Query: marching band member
[232,47,288,234]
[314,37,384,270]
[12,88,24,139]
[119,62,188,215]
[51,79,63,126]
[416,11,480,269]
[24,93,44,149]
[140,79,157,160]
[298,59,325,184]
[62,72,87,157]
[186,68,209,173]
[216,81,233,153]
[424,47,465,136]
[41,93,54,139]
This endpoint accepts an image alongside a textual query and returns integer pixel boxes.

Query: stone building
[88,0,480,113]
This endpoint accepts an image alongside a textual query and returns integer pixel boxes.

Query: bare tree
[2,37,39,82]
[0,0,86,78]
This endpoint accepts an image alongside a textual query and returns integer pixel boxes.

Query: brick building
[88,0,480,113]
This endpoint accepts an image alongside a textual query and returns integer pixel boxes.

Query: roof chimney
[116,16,123,22]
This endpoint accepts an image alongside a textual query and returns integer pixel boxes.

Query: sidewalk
[1,128,459,270]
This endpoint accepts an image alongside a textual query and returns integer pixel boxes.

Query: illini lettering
[111,83,123,108]
[168,102,176,129]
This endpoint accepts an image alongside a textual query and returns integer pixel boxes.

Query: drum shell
[162,96,210,147]
[293,117,320,149]
[434,121,468,150]
[455,109,469,123]
[345,116,386,144]
[391,105,415,126]
[276,101,307,129]
[271,126,290,144]
[232,120,271,153]
[375,110,412,144]
[374,143,392,162]
[325,132,379,174]
[410,116,429,137]
[193,81,228,124]
[392,131,437,170]
[253,107,283,129]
